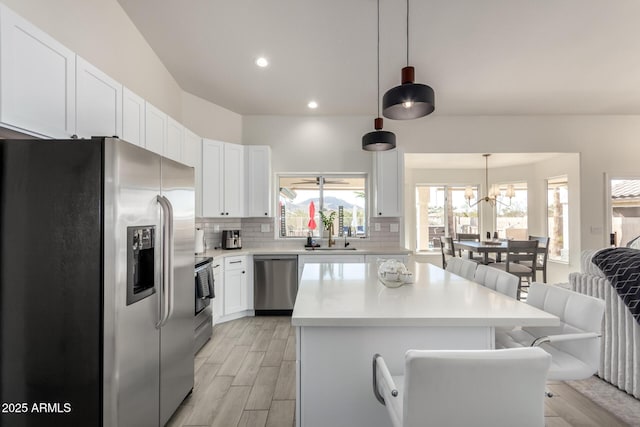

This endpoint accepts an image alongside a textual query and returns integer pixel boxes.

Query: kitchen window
[278,174,368,238]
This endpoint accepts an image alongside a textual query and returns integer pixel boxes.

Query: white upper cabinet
[183,128,202,216]
[122,87,145,147]
[374,149,404,217]
[202,139,244,217]
[165,116,184,163]
[245,145,272,217]
[75,56,122,139]
[223,142,244,217]
[202,139,225,217]
[144,102,167,155]
[182,128,200,168]
[0,4,75,138]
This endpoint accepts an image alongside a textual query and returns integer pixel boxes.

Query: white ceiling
[117,0,640,116]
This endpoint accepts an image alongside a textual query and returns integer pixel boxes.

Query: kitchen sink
[305,247,357,251]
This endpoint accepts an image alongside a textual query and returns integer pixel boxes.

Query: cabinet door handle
[230,260,242,264]
[378,212,382,215]
[264,212,268,216]
[242,271,245,274]
[226,212,229,216]
[220,212,224,215]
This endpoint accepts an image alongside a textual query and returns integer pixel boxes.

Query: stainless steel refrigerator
[0,137,195,426]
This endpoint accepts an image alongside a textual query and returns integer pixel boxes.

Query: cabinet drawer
[225,256,246,270]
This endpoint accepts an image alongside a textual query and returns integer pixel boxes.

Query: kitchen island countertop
[292,261,558,327]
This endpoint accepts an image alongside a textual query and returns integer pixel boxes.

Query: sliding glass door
[415,185,479,251]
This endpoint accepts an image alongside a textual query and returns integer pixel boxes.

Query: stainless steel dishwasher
[253,255,298,315]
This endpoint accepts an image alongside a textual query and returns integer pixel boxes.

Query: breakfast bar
[292,262,559,427]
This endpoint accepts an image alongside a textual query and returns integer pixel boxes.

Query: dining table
[454,239,508,264]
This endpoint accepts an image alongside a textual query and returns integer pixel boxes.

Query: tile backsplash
[195,216,401,250]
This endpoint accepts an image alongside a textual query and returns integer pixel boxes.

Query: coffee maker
[221,230,242,249]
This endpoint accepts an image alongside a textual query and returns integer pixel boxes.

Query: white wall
[243,116,373,174]
[244,114,637,257]
[181,92,242,143]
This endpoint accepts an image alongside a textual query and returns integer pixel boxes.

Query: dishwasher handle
[254,255,298,261]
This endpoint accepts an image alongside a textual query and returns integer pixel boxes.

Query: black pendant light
[382,0,435,120]
[363,0,396,151]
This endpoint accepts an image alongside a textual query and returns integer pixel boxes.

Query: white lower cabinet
[224,256,248,316]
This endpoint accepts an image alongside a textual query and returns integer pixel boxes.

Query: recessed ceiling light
[307,101,318,109]
[255,57,269,67]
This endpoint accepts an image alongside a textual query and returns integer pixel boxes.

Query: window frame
[276,172,369,239]
[546,175,569,263]
[415,183,481,252]
[494,181,528,240]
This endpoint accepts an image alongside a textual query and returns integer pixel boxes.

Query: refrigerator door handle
[156,195,173,328]
[165,196,175,323]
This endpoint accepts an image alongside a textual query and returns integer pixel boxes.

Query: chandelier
[465,154,515,207]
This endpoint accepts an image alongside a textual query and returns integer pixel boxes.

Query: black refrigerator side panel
[0,140,103,427]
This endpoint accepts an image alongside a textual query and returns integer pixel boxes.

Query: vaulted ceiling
[118,0,640,116]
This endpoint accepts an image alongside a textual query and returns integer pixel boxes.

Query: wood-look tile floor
[167,316,295,427]
[167,316,630,427]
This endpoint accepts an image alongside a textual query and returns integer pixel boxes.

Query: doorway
[610,178,640,247]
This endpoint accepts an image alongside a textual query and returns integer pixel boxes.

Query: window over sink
[278,174,368,238]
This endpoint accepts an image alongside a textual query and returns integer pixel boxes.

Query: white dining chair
[495,282,605,386]
[489,239,538,299]
[444,257,478,281]
[473,264,519,299]
[373,348,551,427]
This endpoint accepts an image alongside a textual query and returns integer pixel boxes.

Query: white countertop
[292,262,559,327]
[201,246,412,260]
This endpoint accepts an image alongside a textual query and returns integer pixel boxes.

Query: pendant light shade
[362,117,396,151]
[383,66,435,120]
[383,0,435,120]
[362,0,396,151]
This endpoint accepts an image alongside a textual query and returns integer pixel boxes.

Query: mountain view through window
[278,175,367,238]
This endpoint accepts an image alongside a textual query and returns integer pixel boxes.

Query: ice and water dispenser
[126,226,156,305]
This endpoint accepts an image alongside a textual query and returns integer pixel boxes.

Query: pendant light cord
[406,0,409,67]
[377,0,380,117]
[485,155,489,197]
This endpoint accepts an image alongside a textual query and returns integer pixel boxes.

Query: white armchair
[373,348,551,427]
[495,282,605,382]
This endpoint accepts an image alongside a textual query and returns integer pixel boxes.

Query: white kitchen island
[291,262,559,427]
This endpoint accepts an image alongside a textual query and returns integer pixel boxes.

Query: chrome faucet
[344,227,350,248]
